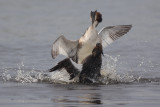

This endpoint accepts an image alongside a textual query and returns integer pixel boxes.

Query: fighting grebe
[49,43,103,84]
[51,10,132,64]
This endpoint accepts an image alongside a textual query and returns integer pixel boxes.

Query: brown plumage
[90,10,102,26]
[96,12,102,23]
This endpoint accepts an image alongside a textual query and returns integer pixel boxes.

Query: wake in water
[1,54,159,84]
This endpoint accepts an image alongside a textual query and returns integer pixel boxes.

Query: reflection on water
[52,94,102,105]
[51,84,102,105]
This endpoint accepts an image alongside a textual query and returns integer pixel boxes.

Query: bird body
[78,26,99,63]
[51,10,132,64]
[49,43,103,84]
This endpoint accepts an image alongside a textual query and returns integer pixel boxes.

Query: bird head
[92,43,103,57]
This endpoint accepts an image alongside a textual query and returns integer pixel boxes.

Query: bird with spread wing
[51,10,132,64]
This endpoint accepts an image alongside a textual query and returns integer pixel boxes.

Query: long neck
[92,21,99,28]
[79,25,98,43]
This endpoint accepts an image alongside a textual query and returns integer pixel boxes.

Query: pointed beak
[102,51,104,56]
[101,48,104,56]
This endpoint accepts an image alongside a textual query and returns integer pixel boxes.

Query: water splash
[100,54,135,84]
[1,61,50,83]
[0,55,133,84]
[2,69,12,81]
[49,54,136,84]
[1,55,159,84]
[15,66,41,83]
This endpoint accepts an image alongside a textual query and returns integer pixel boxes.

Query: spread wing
[98,25,132,48]
[51,35,79,59]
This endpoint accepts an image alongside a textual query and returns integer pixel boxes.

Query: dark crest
[90,10,102,24]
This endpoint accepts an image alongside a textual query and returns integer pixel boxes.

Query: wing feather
[98,25,132,47]
[51,35,78,59]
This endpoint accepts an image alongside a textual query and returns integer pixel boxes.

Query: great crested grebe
[51,10,132,64]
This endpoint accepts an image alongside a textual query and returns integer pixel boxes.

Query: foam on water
[1,54,159,84]
[0,55,132,84]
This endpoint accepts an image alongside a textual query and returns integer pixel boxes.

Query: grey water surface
[0,0,160,107]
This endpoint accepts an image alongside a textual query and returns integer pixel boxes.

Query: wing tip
[117,24,132,35]
[123,24,132,30]
[124,24,132,34]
